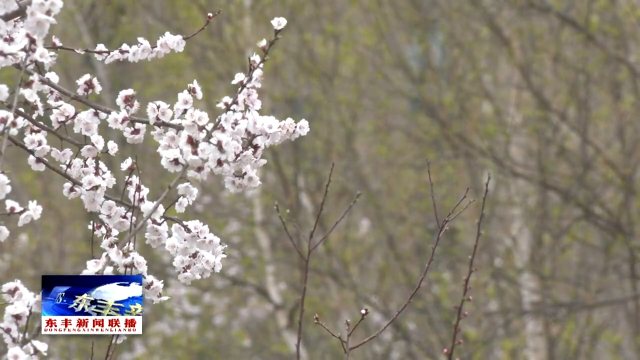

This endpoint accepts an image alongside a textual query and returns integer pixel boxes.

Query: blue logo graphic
[41,275,143,317]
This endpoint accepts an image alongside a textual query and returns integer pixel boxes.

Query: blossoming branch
[0,0,306,357]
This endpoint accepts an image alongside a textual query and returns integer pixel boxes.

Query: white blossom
[0,226,9,242]
[0,85,9,101]
[17,201,42,227]
[231,73,245,85]
[0,174,11,200]
[5,200,22,214]
[121,157,134,171]
[271,17,287,30]
[188,80,203,100]
[107,140,119,155]
[76,74,102,95]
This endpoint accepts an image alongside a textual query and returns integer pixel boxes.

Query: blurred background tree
[1,0,639,359]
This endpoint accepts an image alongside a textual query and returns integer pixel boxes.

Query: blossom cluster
[1,280,48,359]
[0,0,308,357]
[0,174,43,242]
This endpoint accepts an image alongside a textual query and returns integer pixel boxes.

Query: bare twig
[309,163,334,242]
[104,335,115,360]
[275,202,305,260]
[314,314,347,353]
[276,163,359,360]
[310,192,361,252]
[344,320,352,360]
[343,308,370,359]
[347,161,475,351]
[294,235,312,358]
[294,164,334,360]
[348,222,448,351]
[348,308,369,337]
[105,332,126,359]
[449,195,475,222]
[445,175,490,359]
[427,160,440,228]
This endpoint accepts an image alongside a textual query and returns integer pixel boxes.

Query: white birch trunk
[253,179,309,359]
[507,79,549,360]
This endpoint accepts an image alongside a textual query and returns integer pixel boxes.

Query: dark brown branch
[446,175,491,359]
[295,164,334,360]
[6,135,182,226]
[15,65,183,131]
[9,107,84,147]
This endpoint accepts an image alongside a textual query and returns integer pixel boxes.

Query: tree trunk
[506,74,549,360]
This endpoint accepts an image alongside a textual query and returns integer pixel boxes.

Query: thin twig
[344,309,370,358]
[344,320,352,360]
[348,221,450,351]
[447,188,471,219]
[314,314,346,352]
[348,309,369,337]
[295,245,312,360]
[275,202,305,260]
[449,198,475,222]
[427,160,440,228]
[103,335,115,360]
[310,192,361,252]
[446,175,491,360]
[308,163,334,242]
[291,164,360,359]
[109,336,120,360]
[295,164,334,359]
[348,165,475,351]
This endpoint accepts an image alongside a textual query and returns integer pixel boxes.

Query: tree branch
[446,175,491,359]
